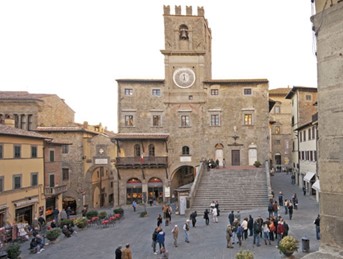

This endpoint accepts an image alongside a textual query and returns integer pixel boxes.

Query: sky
[0,1,318,132]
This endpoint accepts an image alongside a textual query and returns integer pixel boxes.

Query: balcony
[45,184,68,196]
[116,156,168,169]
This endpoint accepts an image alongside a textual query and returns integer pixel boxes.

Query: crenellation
[197,6,205,17]
[186,6,192,15]
[163,5,170,15]
[175,5,181,15]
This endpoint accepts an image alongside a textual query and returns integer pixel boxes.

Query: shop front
[148,177,163,203]
[126,178,142,204]
[45,197,56,221]
[15,205,33,225]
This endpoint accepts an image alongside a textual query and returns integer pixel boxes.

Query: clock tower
[161,5,212,96]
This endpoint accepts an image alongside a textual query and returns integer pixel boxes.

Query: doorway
[232,150,240,166]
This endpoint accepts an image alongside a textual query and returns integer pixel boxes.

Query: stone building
[285,86,317,186]
[0,120,47,227]
[310,1,343,257]
[36,123,117,213]
[0,91,75,129]
[269,88,292,171]
[114,6,271,205]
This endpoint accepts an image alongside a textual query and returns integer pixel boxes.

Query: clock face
[173,68,196,88]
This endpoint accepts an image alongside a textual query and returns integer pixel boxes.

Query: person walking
[157,229,166,253]
[231,218,239,244]
[157,214,163,227]
[115,245,122,259]
[284,199,289,215]
[53,207,59,224]
[253,218,262,247]
[132,200,137,212]
[183,220,190,243]
[278,192,284,206]
[152,227,159,254]
[189,211,197,227]
[171,225,179,247]
[215,201,220,216]
[212,207,218,223]
[241,217,248,240]
[226,224,233,248]
[248,215,254,236]
[228,211,235,226]
[203,209,210,226]
[288,202,294,220]
[236,224,243,246]
[262,220,271,245]
[122,243,132,259]
[314,214,320,240]
[302,186,306,196]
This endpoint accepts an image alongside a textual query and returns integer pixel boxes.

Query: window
[148,144,155,157]
[274,106,281,114]
[181,115,190,127]
[211,89,219,96]
[13,175,21,189]
[179,24,189,40]
[305,94,312,101]
[152,115,161,127]
[28,114,33,130]
[312,127,316,140]
[14,145,21,158]
[300,131,303,142]
[314,151,317,161]
[310,151,313,161]
[182,146,190,155]
[49,150,55,162]
[303,131,306,141]
[0,176,3,192]
[31,173,38,186]
[243,114,253,125]
[134,144,141,157]
[243,88,252,96]
[62,145,69,154]
[308,128,312,140]
[210,114,220,126]
[125,115,134,127]
[152,89,161,96]
[124,88,133,96]
[31,146,37,158]
[275,140,281,145]
[0,145,2,159]
[62,168,69,181]
[49,174,55,187]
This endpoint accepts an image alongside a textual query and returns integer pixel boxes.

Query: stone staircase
[190,166,269,214]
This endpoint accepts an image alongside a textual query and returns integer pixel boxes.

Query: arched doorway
[171,166,194,194]
[148,177,163,203]
[215,143,224,167]
[63,196,77,216]
[126,178,142,204]
[275,153,282,172]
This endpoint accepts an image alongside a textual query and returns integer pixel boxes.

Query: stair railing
[186,160,206,216]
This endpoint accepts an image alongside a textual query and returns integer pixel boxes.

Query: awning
[312,180,320,191]
[304,172,316,182]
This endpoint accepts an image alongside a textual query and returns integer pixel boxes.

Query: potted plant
[140,211,148,217]
[253,161,261,168]
[74,217,88,229]
[85,210,98,220]
[278,235,299,257]
[113,208,124,217]
[235,250,254,259]
[98,211,107,219]
[6,243,21,259]
[46,228,61,242]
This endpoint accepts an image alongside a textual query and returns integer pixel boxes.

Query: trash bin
[302,237,310,252]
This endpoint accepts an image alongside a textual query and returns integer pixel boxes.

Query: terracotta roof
[0,124,50,139]
[269,87,291,96]
[113,133,169,140]
[203,79,268,84]
[285,86,318,99]
[0,91,53,100]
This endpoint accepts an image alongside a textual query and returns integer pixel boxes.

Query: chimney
[4,118,15,128]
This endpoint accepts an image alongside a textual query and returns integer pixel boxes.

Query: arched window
[179,24,189,40]
[148,144,155,157]
[182,146,190,155]
[134,144,141,157]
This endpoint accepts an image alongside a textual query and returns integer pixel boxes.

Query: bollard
[302,237,310,252]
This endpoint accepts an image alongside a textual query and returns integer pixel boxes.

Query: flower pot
[283,251,294,257]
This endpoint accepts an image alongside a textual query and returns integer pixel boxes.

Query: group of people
[115,243,133,259]
[268,191,298,221]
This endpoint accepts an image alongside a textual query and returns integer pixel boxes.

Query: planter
[46,228,61,242]
[283,251,294,257]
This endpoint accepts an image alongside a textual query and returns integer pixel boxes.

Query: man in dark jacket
[115,245,122,259]
[190,211,197,227]
[228,211,235,225]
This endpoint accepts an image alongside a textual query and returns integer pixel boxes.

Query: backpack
[268,204,273,212]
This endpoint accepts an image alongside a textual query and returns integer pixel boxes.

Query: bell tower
[161,5,212,93]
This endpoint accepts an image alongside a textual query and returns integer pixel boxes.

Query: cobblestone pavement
[18,172,319,259]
